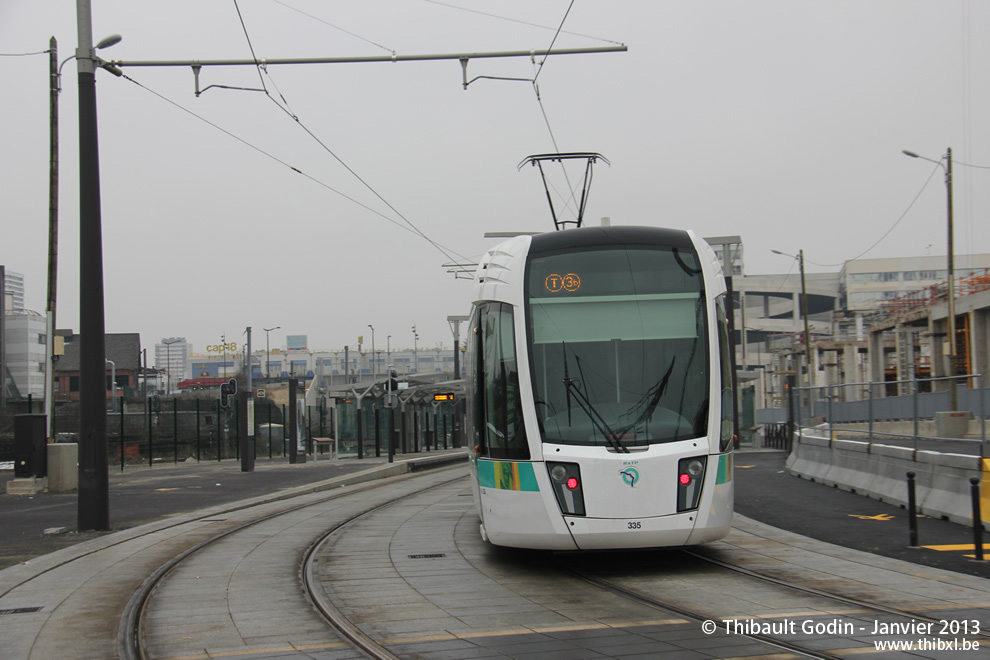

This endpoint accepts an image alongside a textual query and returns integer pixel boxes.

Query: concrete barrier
[48,443,78,492]
[936,411,974,439]
[786,431,984,527]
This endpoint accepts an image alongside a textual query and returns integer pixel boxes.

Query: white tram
[466,226,734,550]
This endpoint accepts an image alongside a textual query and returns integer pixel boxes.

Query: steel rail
[117,468,465,659]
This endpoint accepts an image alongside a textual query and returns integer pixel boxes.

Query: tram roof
[529,226,694,253]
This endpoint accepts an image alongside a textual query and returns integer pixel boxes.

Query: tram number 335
[627,521,642,530]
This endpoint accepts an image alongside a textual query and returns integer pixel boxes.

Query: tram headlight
[677,456,707,512]
[546,462,586,516]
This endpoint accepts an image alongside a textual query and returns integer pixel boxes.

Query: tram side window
[478,303,529,460]
[467,307,488,455]
[716,296,734,453]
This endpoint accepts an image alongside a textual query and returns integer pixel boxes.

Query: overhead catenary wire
[229,1,473,274]
[102,23,625,270]
[271,0,395,55]
[117,71,470,267]
[530,1,581,222]
[233,0,269,95]
[805,161,941,269]
[532,0,574,85]
[423,0,623,47]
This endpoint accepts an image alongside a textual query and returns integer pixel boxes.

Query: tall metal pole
[903,148,957,410]
[946,148,958,411]
[264,326,279,381]
[412,325,419,374]
[76,0,109,531]
[368,325,375,381]
[448,315,468,379]
[245,326,252,394]
[46,36,59,441]
[799,250,813,391]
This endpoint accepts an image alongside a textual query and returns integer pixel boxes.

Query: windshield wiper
[616,357,676,434]
[562,345,630,453]
[563,377,630,453]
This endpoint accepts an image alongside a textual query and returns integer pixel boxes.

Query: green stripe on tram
[716,453,733,484]
[477,460,540,492]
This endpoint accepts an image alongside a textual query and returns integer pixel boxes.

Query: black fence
[763,423,792,451]
[1,394,466,468]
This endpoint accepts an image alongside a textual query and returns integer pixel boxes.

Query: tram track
[292,477,990,659]
[8,464,987,658]
[119,467,466,660]
[556,544,990,660]
[52,464,981,660]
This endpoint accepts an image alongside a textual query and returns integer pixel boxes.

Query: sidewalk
[0,450,465,571]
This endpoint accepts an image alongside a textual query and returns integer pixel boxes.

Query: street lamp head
[96,34,122,49]
[902,150,920,159]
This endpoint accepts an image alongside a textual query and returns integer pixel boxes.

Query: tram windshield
[527,245,708,448]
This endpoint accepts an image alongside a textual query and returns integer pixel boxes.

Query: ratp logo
[619,467,639,488]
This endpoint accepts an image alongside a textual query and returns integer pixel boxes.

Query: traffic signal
[220,378,237,407]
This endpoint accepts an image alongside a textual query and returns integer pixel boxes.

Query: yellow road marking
[737,465,755,468]
[848,514,895,521]
[923,543,990,551]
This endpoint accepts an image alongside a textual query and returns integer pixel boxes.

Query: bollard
[148,396,154,468]
[907,471,919,547]
[388,407,395,464]
[120,399,125,473]
[217,399,223,462]
[173,398,179,464]
[375,407,381,458]
[971,477,984,561]
[196,398,201,462]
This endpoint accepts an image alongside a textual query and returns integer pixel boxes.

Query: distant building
[54,331,141,402]
[839,254,990,312]
[706,236,744,276]
[155,337,191,393]
[2,268,25,312]
[3,309,47,398]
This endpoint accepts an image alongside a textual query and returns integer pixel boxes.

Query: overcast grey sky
[2,1,989,355]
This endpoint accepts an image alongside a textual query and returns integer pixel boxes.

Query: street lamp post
[75,1,123,531]
[771,249,813,392]
[368,324,376,380]
[163,338,180,395]
[264,326,280,381]
[412,325,419,374]
[903,148,957,411]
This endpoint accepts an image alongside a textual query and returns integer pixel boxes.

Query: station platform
[0,447,988,658]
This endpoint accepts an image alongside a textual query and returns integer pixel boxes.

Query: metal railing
[788,373,988,455]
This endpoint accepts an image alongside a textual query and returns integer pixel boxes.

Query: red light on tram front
[679,473,691,486]
[566,477,579,490]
